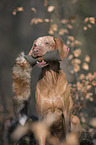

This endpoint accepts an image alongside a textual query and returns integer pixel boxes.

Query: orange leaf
[30,18,43,24]
[73,49,81,57]
[72,58,81,64]
[17,7,24,11]
[59,29,68,35]
[84,17,89,23]
[68,54,73,60]
[73,64,80,72]
[47,6,55,12]
[86,73,93,81]
[44,19,50,23]
[82,63,89,70]
[83,26,87,31]
[89,17,95,24]
[88,24,92,28]
[61,19,68,24]
[86,85,92,90]
[68,36,75,41]
[12,10,17,15]
[50,24,58,31]
[67,24,73,29]
[84,55,90,62]
[31,8,37,13]
[92,81,96,86]
[48,30,54,34]
[79,74,85,80]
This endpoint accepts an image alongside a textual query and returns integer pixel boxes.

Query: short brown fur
[29,36,80,140]
[13,36,80,143]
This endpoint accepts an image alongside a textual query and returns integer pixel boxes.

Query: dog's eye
[46,42,49,45]
[34,44,37,47]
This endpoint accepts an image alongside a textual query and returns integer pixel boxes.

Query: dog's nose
[34,49,38,52]
[33,48,38,53]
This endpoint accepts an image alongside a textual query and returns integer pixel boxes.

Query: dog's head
[29,36,69,67]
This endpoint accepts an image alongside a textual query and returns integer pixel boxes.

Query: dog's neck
[39,62,60,84]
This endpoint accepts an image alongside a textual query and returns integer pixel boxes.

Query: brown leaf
[50,24,58,31]
[84,55,90,62]
[76,82,82,90]
[89,17,95,24]
[48,30,54,34]
[86,85,92,90]
[44,19,50,23]
[83,26,87,31]
[88,24,92,28]
[72,58,81,64]
[47,6,55,12]
[67,24,73,29]
[84,17,89,23]
[85,93,93,99]
[61,19,68,24]
[74,40,82,46]
[79,74,85,80]
[66,40,71,45]
[86,73,93,81]
[73,64,80,72]
[59,29,69,35]
[30,18,43,24]
[68,54,73,60]
[12,10,17,15]
[31,8,37,13]
[17,7,24,11]
[84,17,95,24]
[73,49,81,57]
[82,63,89,70]
[68,36,75,41]
[92,81,96,86]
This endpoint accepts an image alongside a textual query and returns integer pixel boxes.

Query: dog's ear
[54,38,69,60]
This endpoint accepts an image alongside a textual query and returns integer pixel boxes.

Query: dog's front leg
[63,111,70,137]
[63,83,73,138]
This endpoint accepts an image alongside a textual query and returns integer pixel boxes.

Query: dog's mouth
[36,60,49,68]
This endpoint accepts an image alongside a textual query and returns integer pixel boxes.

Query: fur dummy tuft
[12,52,32,121]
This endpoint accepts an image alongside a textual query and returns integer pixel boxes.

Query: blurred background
[0,0,96,144]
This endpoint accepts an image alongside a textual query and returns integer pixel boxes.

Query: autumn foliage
[2,0,96,145]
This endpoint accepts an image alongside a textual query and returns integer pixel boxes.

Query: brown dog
[13,36,80,143]
[28,36,80,138]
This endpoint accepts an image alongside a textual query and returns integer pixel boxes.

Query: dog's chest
[35,70,68,115]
